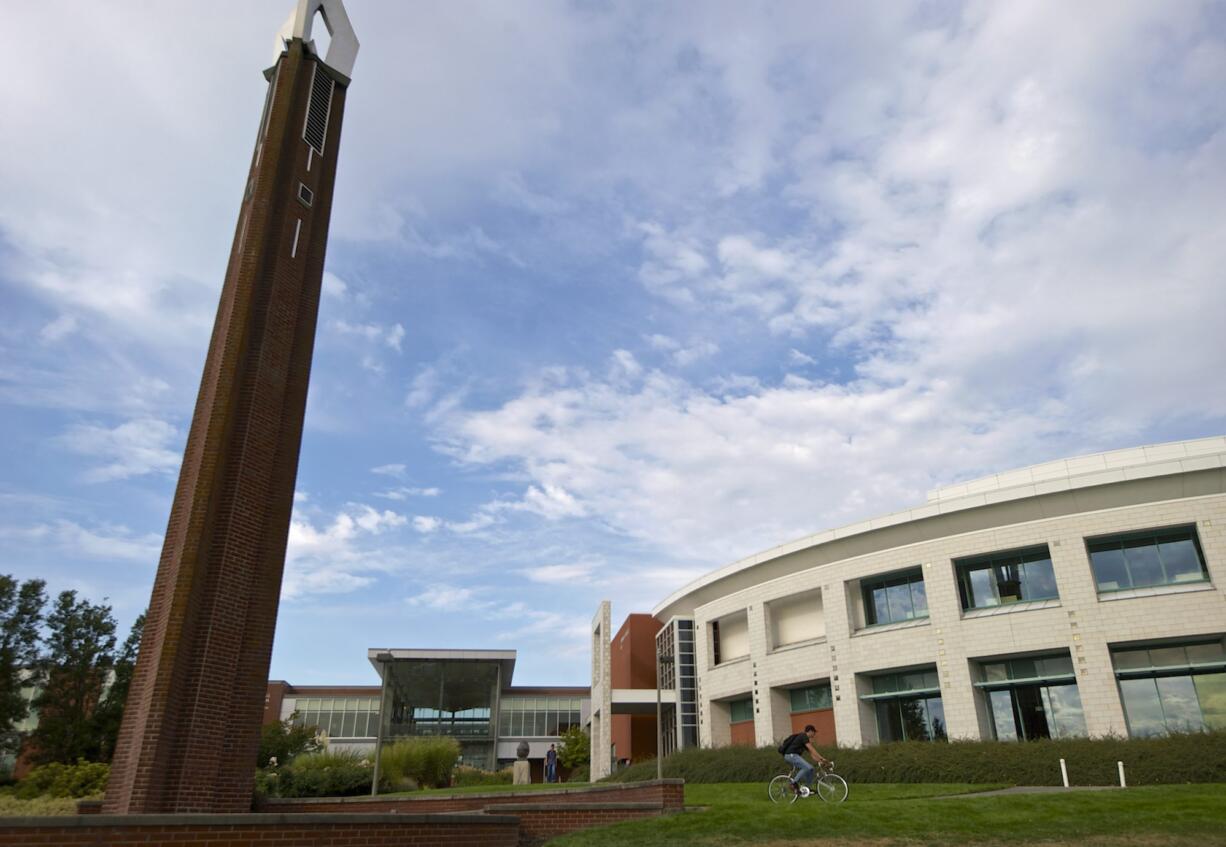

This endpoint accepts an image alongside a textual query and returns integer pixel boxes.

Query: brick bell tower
[104,1,358,814]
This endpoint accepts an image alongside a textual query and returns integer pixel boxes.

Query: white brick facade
[651,437,1226,748]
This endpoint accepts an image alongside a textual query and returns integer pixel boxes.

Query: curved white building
[591,437,1226,777]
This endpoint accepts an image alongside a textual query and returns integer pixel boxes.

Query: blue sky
[2,1,1225,687]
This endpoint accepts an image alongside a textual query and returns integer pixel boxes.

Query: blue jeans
[784,753,814,787]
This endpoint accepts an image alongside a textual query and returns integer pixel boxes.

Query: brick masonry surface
[0,813,520,847]
[105,39,349,814]
[256,778,685,815]
[52,782,685,846]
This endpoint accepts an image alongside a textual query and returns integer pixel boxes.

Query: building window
[1087,525,1209,593]
[767,589,824,649]
[862,568,928,626]
[710,611,749,666]
[977,654,1086,740]
[729,698,754,724]
[789,684,832,713]
[955,545,1058,610]
[863,670,945,742]
[498,697,582,738]
[298,182,314,206]
[291,696,381,739]
[1112,641,1226,737]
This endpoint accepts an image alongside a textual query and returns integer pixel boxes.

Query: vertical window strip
[302,62,335,155]
[291,219,302,258]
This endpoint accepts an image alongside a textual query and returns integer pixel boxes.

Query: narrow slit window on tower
[302,63,335,155]
[298,183,314,207]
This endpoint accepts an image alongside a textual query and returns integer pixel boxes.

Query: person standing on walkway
[545,744,559,783]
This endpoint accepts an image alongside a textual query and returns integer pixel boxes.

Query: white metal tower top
[274,0,360,79]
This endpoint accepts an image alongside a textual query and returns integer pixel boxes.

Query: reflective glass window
[956,546,1058,610]
[729,698,754,723]
[1088,526,1208,591]
[1156,676,1204,733]
[1194,673,1226,731]
[989,690,1017,740]
[862,569,928,626]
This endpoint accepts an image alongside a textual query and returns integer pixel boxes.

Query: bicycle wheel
[815,772,848,803]
[768,774,798,804]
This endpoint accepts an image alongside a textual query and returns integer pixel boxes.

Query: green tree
[30,591,117,764]
[257,712,321,768]
[557,725,590,768]
[0,576,46,757]
[92,611,145,762]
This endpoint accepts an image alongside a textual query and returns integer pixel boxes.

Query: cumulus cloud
[283,504,407,599]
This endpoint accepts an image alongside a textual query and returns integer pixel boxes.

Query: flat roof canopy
[367,648,517,685]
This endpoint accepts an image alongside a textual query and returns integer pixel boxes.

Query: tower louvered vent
[303,64,334,155]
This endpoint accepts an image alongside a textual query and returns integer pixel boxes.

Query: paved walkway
[938,785,1122,798]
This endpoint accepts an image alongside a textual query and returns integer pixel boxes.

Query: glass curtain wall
[383,659,501,771]
[865,670,946,742]
[498,697,583,737]
[977,655,1086,740]
[291,697,381,739]
[1113,641,1226,736]
[657,618,698,757]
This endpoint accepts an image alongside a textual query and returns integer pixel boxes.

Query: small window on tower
[298,183,314,207]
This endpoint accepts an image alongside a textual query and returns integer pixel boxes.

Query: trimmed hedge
[603,732,1226,786]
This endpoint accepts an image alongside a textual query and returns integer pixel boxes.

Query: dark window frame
[954,545,1059,611]
[861,567,929,627]
[1086,524,1209,593]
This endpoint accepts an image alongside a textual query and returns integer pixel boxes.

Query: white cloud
[412,515,441,533]
[377,487,442,501]
[322,271,349,299]
[788,349,816,366]
[519,563,594,584]
[39,314,78,343]
[407,584,474,610]
[0,520,161,564]
[58,417,180,483]
[283,504,407,599]
[371,463,407,478]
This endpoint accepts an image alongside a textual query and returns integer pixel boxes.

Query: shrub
[268,749,373,798]
[378,737,460,791]
[258,712,321,768]
[14,760,110,799]
[452,764,513,787]
[603,731,1226,786]
[557,726,590,769]
[0,794,89,816]
[563,763,589,783]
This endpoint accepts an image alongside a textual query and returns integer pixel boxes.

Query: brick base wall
[51,780,686,846]
[256,778,685,816]
[0,812,520,846]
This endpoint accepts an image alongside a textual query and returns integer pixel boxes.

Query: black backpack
[777,733,801,754]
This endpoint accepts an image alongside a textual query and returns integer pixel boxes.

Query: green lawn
[547,783,1226,846]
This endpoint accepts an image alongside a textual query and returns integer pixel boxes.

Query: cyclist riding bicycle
[778,725,830,797]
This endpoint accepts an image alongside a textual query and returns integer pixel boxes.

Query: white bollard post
[1118,761,1126,788]
[1059,758,1069,788]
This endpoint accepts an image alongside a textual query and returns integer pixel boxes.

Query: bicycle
[768,760,848,804]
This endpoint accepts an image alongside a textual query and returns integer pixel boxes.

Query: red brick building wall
[610,614,661,764]
[729,719,756,746]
